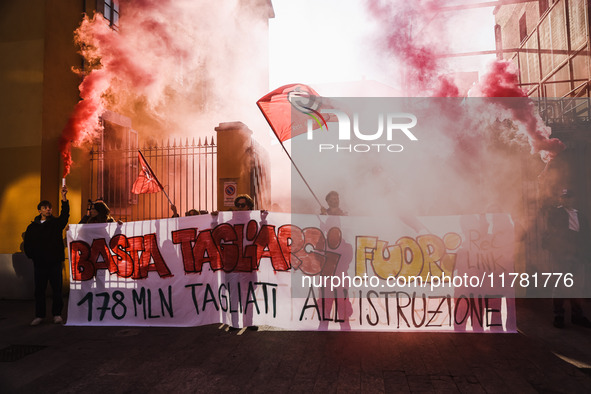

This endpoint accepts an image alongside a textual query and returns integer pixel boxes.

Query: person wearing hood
[24,185,70,326]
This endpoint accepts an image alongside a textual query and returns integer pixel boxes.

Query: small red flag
[132,150,164,194]
[257,83,329,142]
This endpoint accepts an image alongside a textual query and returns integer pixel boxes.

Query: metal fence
[89,137,217,222]
[536,95,591,125]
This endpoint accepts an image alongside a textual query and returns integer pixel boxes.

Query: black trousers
[33,262,63,318]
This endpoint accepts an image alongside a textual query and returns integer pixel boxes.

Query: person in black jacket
[546,188,591,328]
[24,185,70,326]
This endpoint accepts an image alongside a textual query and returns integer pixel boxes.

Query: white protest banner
[66,212,516,332]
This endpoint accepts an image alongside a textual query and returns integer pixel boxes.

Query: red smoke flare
[60,69,109,176]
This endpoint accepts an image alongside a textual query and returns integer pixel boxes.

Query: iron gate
[89,137,217,222]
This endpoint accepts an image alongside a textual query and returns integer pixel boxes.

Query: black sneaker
[572,316,591,328]
[553,316,565,329]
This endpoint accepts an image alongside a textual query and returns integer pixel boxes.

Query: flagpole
[257,101,325,211]
[137,149,174,206]
[161,187,173,206]
[277,139,324,208]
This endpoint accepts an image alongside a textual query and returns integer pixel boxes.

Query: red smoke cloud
[365,0,459,97]
[364,0,563,163]
[60,0,269,176]
[470,60,565,163]
[60,5,190,176]
[469,60,525,98]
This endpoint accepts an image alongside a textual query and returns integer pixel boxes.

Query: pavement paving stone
[383,371,411,394]
[450,375,486,394]
[311,357,341,393]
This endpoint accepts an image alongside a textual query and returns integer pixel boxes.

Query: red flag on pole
[132,150,164,194]
[256,83,329,142]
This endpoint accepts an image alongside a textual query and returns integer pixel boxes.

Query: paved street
[1,298,591,393]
